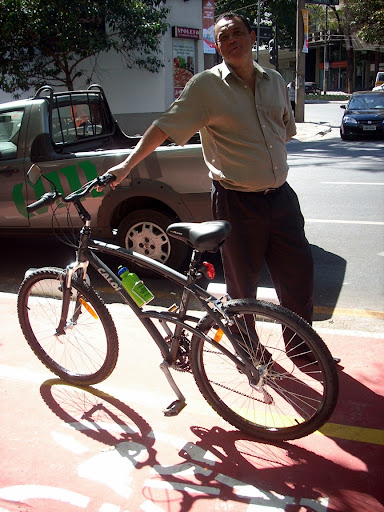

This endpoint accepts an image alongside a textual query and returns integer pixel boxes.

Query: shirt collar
[219,60,269,81]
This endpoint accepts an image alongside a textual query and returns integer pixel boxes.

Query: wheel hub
[127,222,170,262]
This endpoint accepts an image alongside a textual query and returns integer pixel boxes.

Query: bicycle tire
[17,268,119,385]
[191,299,339,441]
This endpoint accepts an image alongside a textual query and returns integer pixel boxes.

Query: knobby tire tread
[191,299,339,441]
[17,268,119,385]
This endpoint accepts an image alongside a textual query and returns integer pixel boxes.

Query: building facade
[0,0,216,135]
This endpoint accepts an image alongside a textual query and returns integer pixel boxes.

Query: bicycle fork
[55,261,89,338]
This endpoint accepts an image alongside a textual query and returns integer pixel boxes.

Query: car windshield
[349,94,384,110]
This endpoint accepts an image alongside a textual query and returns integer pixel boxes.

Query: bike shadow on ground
[39,372,383,512]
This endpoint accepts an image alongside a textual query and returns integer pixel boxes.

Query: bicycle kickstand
[159,360,187,417]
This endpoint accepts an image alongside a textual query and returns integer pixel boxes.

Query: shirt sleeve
[153,75,207,146]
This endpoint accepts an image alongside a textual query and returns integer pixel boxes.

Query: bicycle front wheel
[191,299,339,441]
[17,268,119,385]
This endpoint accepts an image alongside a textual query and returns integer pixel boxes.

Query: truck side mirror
[27,163,42,185]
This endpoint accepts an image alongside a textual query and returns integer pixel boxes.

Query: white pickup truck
[0,85,211,269]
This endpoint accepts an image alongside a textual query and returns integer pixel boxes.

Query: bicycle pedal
[163,399,187,417]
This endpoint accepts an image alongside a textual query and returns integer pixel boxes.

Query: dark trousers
[211,181,314,325]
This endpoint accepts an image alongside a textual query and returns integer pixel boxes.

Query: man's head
[214,12,255,68]
[214,12,253,44]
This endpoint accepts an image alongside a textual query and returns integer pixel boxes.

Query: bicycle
[17,164,339,442]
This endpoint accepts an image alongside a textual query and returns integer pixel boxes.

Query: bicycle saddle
[167,220,231,252]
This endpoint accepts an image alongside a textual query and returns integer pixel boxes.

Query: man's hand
[97,162,131,192]
[105,162,131,189]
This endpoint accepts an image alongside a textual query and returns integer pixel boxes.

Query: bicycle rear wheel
[191,299,339,441]
[17,268,119,385]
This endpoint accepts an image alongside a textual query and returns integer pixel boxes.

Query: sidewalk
[293,121,333,141]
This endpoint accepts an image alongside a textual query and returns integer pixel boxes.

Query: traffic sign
[259,25,273,40]
[252,25,273,40]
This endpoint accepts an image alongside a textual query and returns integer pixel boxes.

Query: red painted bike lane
[0,294,383,512]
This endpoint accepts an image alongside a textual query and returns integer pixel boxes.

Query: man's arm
[103,124,169,188]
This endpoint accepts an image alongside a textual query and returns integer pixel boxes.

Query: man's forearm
[105,124,169,187]
[125,124,169,171]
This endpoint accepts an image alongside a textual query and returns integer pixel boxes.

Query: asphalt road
[288,102,384,332]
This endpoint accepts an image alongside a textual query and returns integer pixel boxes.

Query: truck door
[0,108,29,226]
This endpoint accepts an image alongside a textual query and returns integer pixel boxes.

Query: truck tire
[116,209,189,271]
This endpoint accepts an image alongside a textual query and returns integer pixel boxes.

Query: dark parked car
[305,82,321,95]
[340,91,384,140]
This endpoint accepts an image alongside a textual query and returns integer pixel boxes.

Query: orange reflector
[213,328,223,342]
[79,298,98,319]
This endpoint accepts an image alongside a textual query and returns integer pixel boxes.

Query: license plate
[363,125,376,131]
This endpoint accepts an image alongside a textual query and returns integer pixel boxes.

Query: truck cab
[0,85,211,269]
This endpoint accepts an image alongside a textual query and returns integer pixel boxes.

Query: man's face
[214,17,255,67]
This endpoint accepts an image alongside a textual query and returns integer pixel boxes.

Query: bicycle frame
[60,221,254,415]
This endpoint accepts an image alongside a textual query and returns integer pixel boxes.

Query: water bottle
[117,266,154,307]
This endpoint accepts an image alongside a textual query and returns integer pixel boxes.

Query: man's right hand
[97,162,131,192]
[103,162,132,189]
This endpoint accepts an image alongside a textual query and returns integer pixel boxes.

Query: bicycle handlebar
[26,173,116,213]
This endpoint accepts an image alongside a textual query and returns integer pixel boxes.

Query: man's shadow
[208,244,346,321]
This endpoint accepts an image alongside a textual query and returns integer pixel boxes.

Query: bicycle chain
[209,379,268,404]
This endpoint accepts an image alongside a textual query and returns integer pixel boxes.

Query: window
[51,92,114,145]
[0,109,24,160]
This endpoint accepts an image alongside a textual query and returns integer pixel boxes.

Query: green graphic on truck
[13,160,104,218]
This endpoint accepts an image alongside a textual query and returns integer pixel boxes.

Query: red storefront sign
[172,26,201,40]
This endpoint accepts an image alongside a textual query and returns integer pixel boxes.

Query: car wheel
[116,209,189,273]
[340,129,353,141]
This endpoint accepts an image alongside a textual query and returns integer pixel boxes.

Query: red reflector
[203,261,215,280]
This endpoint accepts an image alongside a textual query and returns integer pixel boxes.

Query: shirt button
[269,145,273,149]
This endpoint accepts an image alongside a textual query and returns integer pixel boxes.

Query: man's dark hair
[214,12,253,42]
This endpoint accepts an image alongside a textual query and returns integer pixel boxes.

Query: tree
[346,0,384,46]
[215,0,297,50]
[0,0,169,96]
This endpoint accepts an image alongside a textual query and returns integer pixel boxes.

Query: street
[1,101,384,512]
[287,103,384,332]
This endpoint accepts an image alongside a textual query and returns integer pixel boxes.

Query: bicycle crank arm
[159,360,187,416]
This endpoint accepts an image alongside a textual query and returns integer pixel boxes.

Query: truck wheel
[116,209,189,271]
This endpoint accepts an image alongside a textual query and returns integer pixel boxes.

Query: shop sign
[172,27,201,40]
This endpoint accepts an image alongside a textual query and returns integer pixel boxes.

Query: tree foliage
[346,0,384,46]
[214,0,297,50]
[0,0,169,96]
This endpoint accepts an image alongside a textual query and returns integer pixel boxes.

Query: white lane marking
[51,430,89,455]
[306,219,384,225]
[322,182,384,186]
[0,485,89,508]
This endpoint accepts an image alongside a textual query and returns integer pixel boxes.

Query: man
[288,80,296,114]
[102,12,314,326]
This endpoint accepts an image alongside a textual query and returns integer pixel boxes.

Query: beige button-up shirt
[154,61,296,192]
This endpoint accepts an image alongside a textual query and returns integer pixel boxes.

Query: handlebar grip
[27,192,58,213]
[97,173,116,187]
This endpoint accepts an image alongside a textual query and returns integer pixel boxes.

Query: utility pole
[256,0,261,62]
[295,0,306,122]
[323,5,328,94]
